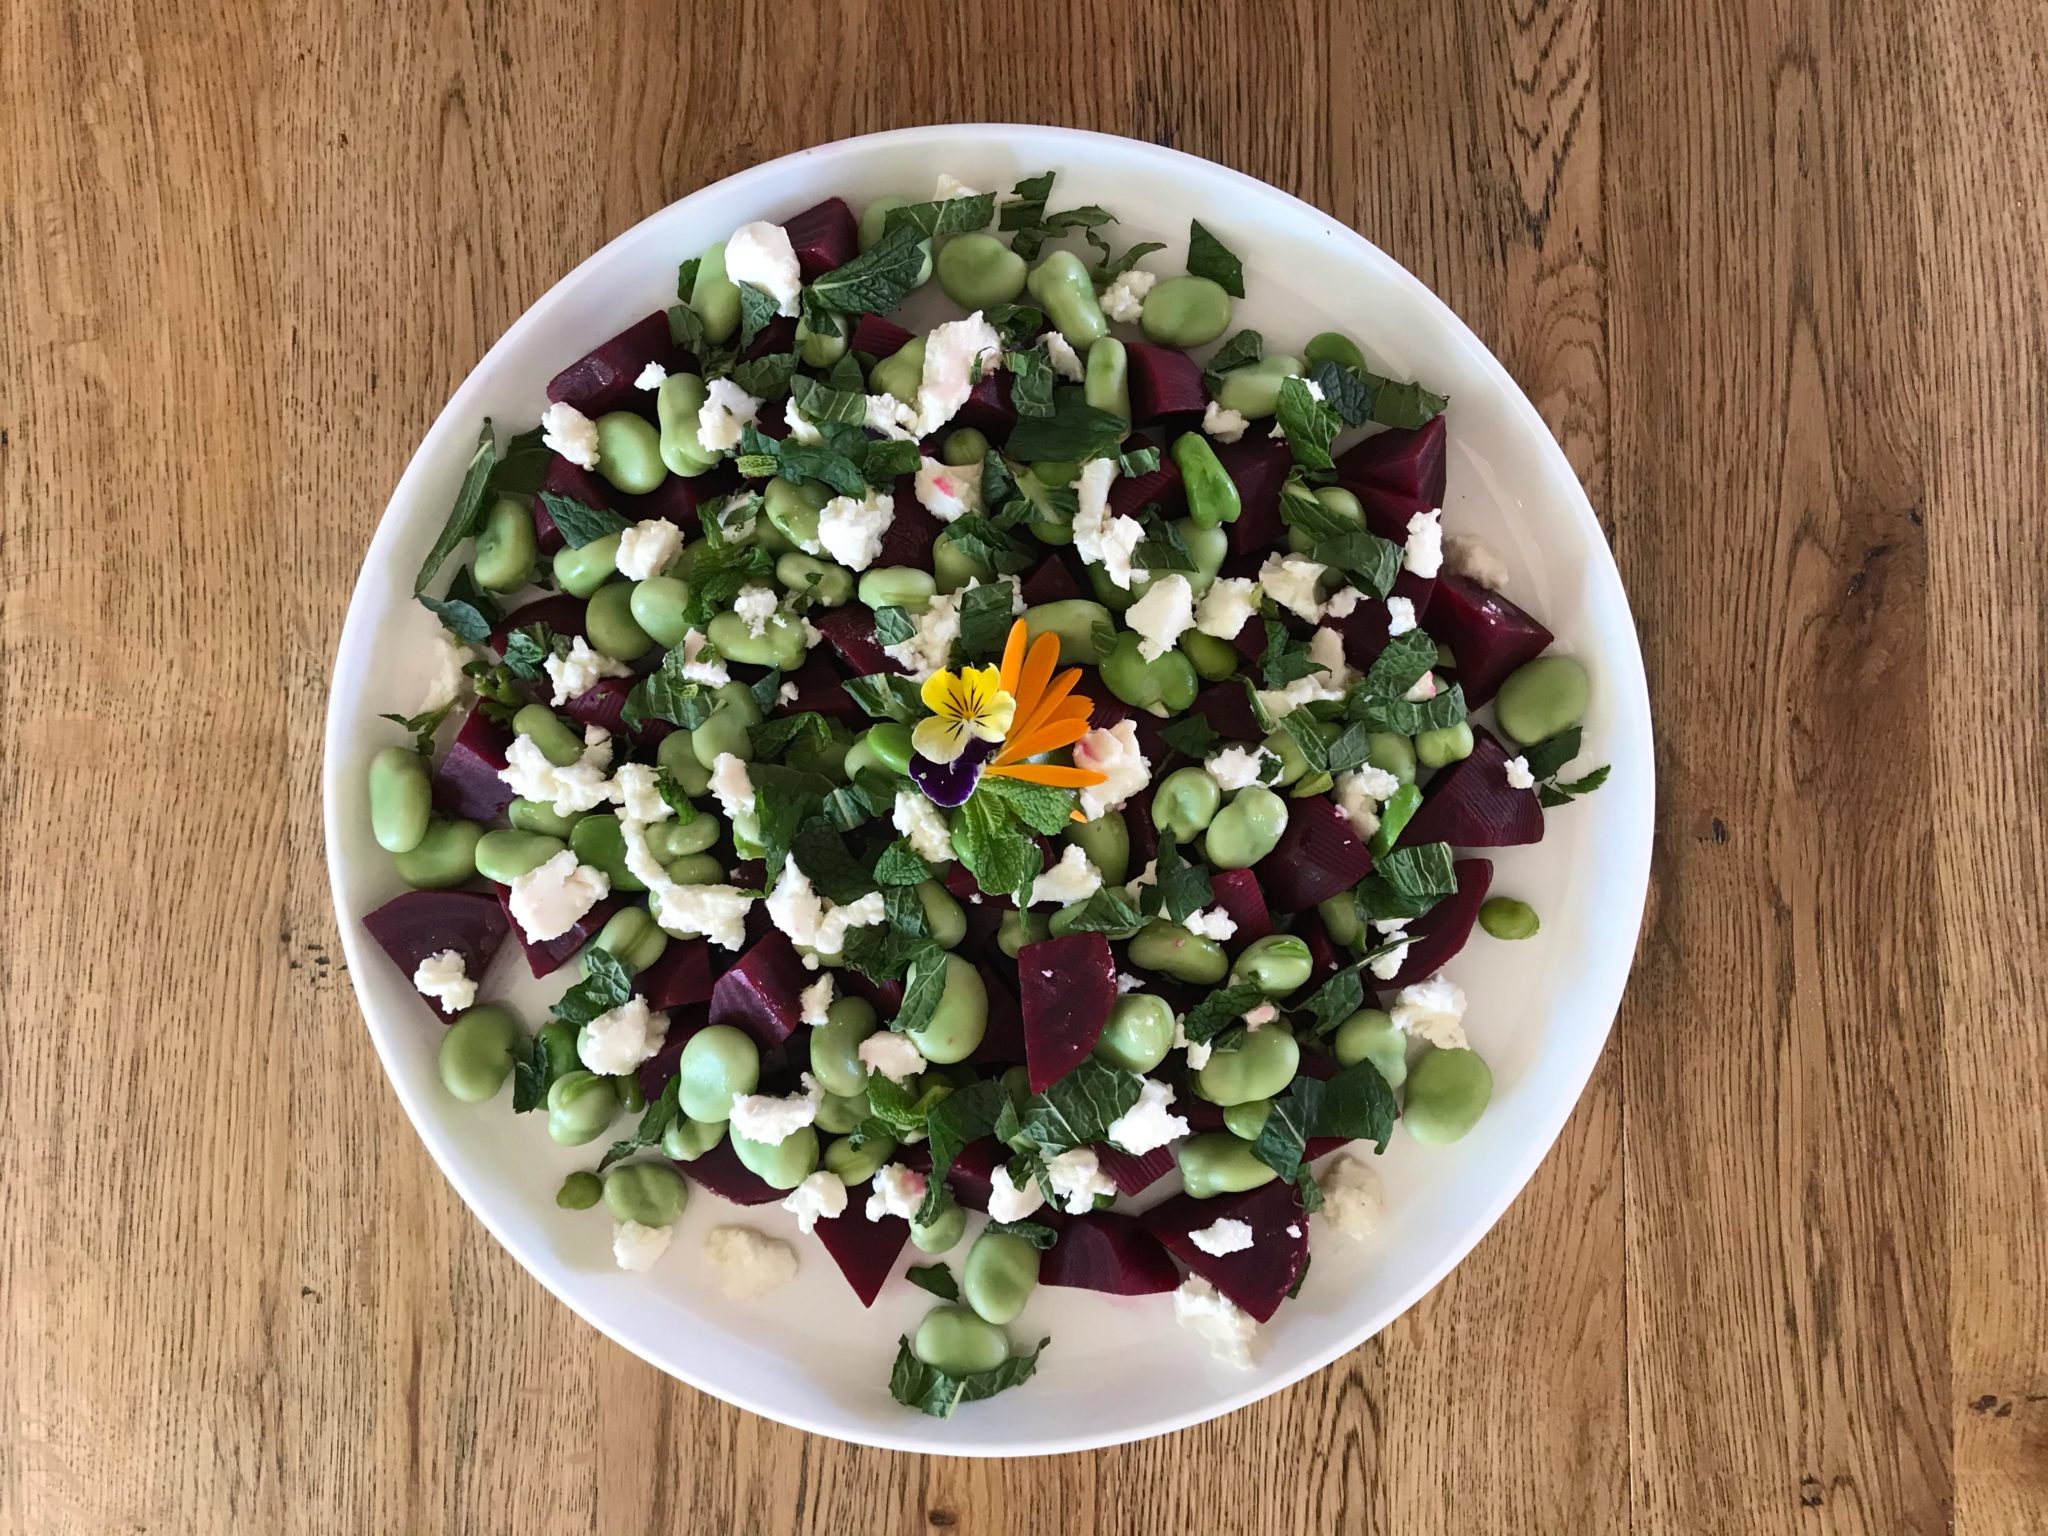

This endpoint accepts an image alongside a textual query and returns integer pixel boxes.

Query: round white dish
[324,123,1653,1455]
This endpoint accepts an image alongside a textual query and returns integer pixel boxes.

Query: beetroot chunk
[1126,343,1205,426]
[1398,727,1543,849]
[1142,1181,1311,1322]
[877,487,942,569]
[545,312,676,415]
[1425,574,1553,707]
[812,1209,911,1307]
[1041,1212,1181,1296]
[1212,437,1293,557]
[1382,858,1493,986]
[1107,455,1186,521]
[558,677,636,741]
[1017,934,1117,1091]
[677,1138,783,1206]
[634,1003,710,1099]
[1259,796,1375,912]
[431,706,516,822]
[810,605,903,676]
[953,372,1018,440]
[1189,681,1265,743]
[943,1138,1006,1213]
[532,457,615,555]
[784,197,859,278]
[1206,868,1273,945]
[494,885,619,978]
[637,937,713,1010]
[850,312,915,360]
[489,593,588,653]
[360,890,510,1021]
[707,929,810,1052]
[1334,416,1447,505]
[1091,1142,1177,1198]
[780,651,865,721]
[614,473,702,538]
[1326,569,1436,672]
[1019,548,1089,605]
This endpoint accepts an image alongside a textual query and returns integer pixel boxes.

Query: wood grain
[4,1,2043,1531]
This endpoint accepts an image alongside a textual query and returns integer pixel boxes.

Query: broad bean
[1172,432,1241,529]
[1367,730,1417,784]
[556,1171,603,1209]
[1100,632,1198,714]
[1494,656,1590,746]
[604,1162,685,1227]
[1402,1047,1492,1145]
[912,1304,1009,1376]
[731,1125,819,1191]
[867,337,927,405]
[822,1131,896,1186]
[645,812,720,860]
[393,817,485,889]
[629,575,694,646]
[688,241,740,343]
[1026,251,1108,349]
[962,1229,1040,1326]
[1180,629,1239,681]
[473,828,566,885]
[553,531,622,599]
[776,552,853,607]
[657,373,718,477]
[1093,994,1175,1074]
[910,1201,967,1255]
[707,608,808,670]
[1332,1008,1408,1089]
[585,581,653,662]
[473,498,538,591]
[1195,1026,1300,1106]
[938,233,1027,309]
[810,997,881,1098]
[1229,935,1314,997]
[1222,1099,1272,1140]
[437,1005,522,1102]
[815,1090,870,1136]
[590,907,668,974]
[1478,897,1540,941]
[513,704,586,767]
[1213,353,1303,419]
[1176,1132,1280,1199]
[506,795,581,838]
[1304,331,1367,372]
[1127,919,1228,984]
[858,198,935,283]
[941,428,990,467]
[932,531,994,595]
[660,1115,726,1161]
[1369,784,1423,857]
[657,733,713,795]
[1202,786,1289,869]
[676,1025,760,1122]
[1140,275,1233,348]
[1414,721,1474,769]
[796,312,848,367]
[1023,600,1114,665]
[917,880,967,949]
[1152,766,1222,840]
[1085,336,1131,426]
[1061,810,1128,886]
[763,475,829,552]
[906,955,988,1064]
[857,565,936,613]
[1317,892,1364,948]
[594,411,667,496]
[546,1070,620,1145]
[567,814,644,893]
[368,746,431,853]
[998,909,1051,958]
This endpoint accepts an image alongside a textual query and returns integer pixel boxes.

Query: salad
[359,169,1610,1419]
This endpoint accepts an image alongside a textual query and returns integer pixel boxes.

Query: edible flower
[906,621,1107,809]
[911,664,1016,765]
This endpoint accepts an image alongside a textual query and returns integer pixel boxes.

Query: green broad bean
[507,798,582,837]
[1180,629,1239,682]
[1370,784,1423,858]
[1222,1099,1272,1140]
[961,1229,1040,1326]
[473,497,539,591]
[1183,520,1229,594]
[1015,467,1074,546]
[1176,1132,1280,1199]
[731,1125,819,1191]
[1213,353,1303,420]
[1436,639,1457,668]
[615,1073,646,1114]
[776,552,853,607]
[932,531,994,594]
[916,880,968,949]
[545,1070,620,1145]
[590,907,668,974]
[1478,896,1540,941]
[763,475,829,551]
[646,812,720,860]
[815,1089,870,1136]
[657,373,718,477]
[1317,892,1364,948]
[822,1131,895,1186]
[368,746,431,854]
[660,1115,726,1161]
[1263,727,1317,788]
[1202,786,1289,869]
[940,428,990,467]
[937,232,1027,309]
[393,817,485,889]
[1414,721,1475,769]
[1046,902,1101,939]
[604,1162,685,1227]
[711,679,766,728]
[1062,810,1128,886]
[512,704,586,767]
[1023,600,1114,664]
[1033,460,1078,488]
[1093,994,1175,1074]
[473,828,566,885]
[1027,250,1108,349]
[858,198,935,282]
[553,531,623,599]
[688,241,740,343]
[676,1025,761,1122]
[1152,766,1223,840]
[1195,1026,1300,1106]
[1085,336,1131,426]
[706,609,808,670]
[657,733,713,796]
[556,1171,603,1210]
[594,411,667,496]
[867,336,927,405]
[862,721,914,775]
[807,997,879,1098]
[1368,731,1418,784]
[536,1021,579,1083]
[906,955,988,1064]
[436,1005,522,1103]
[1086,561,1133,615]
[1127,919,1228,985]
[857,565,936,614]
[629,575,694,646]
[912,1304,1009,1376]
[568,814,644,893]
[1403,1047,1492,1145]
[1304,330,1368,372]
[1172,432,1241,529]
[1290,487,1362,552]
[688,703,753,772]
[1229,935,1314,997]
[910,1201,967,1255]
[999,1065,1031,1113]
[795,312,848,367]
[1332,1008,1408,1089]
[1100,632,1199,714]
[1140,274,1233,348]
[998,909,1051,958]
[1495,656,1591,746]
[586,581,654,663]
[643,854,726,931]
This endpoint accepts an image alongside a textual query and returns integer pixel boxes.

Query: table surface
[6,1,2044,1532]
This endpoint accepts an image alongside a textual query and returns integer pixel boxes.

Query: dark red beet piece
[877,487,942,569]
[1126,343,1205,426]
[1300,913,1344,991]
[1108,457,1186,520]
[784,196,859,278]
[1327,569,1437,672]
[360,890,510,1021]
[1017,934,1116,1091]
[707,929,810,1051]
[1213,438,1293,557]
[1041,1212,1181,1295]
[1092,1142,1177,1198]
[559,677,641,743]
[1229,617,1268,667]
[1019,548,1088,605]
[968,971,1026,1066]
[1423,574,1553,707]
[953,372,1017,439]
[494,885,619,979]
[545,312,676,415]
[812,1210,911,1307]
[678,1138,784,1206]
[531,457,615,555]
[810,606,903,676]
[850,312,915,359]
[489,593,588,653]
[944,1138,1006,1212]
[738,316,797,364]
[1381,858,1493,986]
[1260,796,1375,912]
[1335,416,1446,503]
[1207,868,1273,945]
[615,474,701,537]
[1188,682,1263,746]
[637,938,713,1010]
[837,966,905,1018]
[1142,1181,1311,1322]
[431,707,516,821]
[780,651,864,721]
[1398,727,1542,849]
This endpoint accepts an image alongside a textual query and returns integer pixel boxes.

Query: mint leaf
[788,817,878,905]
[736,282,778,350]
[499,623,556,680]
[418,565,501,644]
[379,702,455,758]
[679,540,776,631]
[623,646,720,731]
[1352,842,1458,922]
[1275,376,1342,470]
[537,491,629,550]
[1261,621,1322,688]
[1306,358,1448,429]
[917,1079,1011,1223]
[510,1029,566,1114]
[998,171,1056,233]
[984,303,1046,347]
[1158,715,1221,760]
[985,1219,1060,1250]
[1249,1061,1397,1182]
[734,422,871,498]
[1134,509,1196,573]
[1360,631,1438,699]
[1279,710,1331,776]
[1312,530,1402,600]
[954,789,1041,900]
[843,673,926,722]
[906,1263,959,1301]
[883,192,997,240]
[730,349,796,400]
[750,764,836,876]
[1153,835,1214,925]
[1177,983,1269,1045]
[1093,238,1165,281]
[1540,764,1611,808]
[1519,726,1582,782]
[891,944,951,1038]
[1296,960,1368,1035]
[839,923,937,983]
[888,1334,1049,1419]
[486,426,550,497]
[654,768,696,823]
[1003,389,1130,463]
[873,839,935,886]
[956,583,1018,663]
[943,514,1036,576]
[597,1074,684,1173]
[871,604,916,647]
[550,948,633,1027]
[976,778,1075,837]
[1056,886,1148,938]
[804,223,929,320]
[1325,721,1378,776]
[415,421,498,595]
[1009,1058,1144,1153]
[1357,684,1467,735]
[1278,477,1357,543]
[789,371,869,426]
[1186,219,1245,297]
[1202,329,1264,391]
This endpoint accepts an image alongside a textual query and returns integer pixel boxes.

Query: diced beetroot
[780,651,864,720]
[559,677,641,743]
[431,707,516,822]
[1206,868,1272,945]
[1091,1142,1177,1198]
[877,487,942,569]
[707,929,810,1051]
[1213,438,1293,557]
[634,1003,710,1098]
[1382,858,1493,986]
[810,606,903,676]
[1398,727,1542,849]
[637,937,713,1010]
[545,312,677,415]
[532,457,615,555]
[360,890,510,1021]
[850,312,915,359]
[812,1210,910,1307]
[1126,343,1205,426]
[1123,786,1159,871]
[493,885,619,978]
[1304,1135,1351,1161]
[1327,569,1437,672]
[1190,680,1266,744]
[837,967,904,1018]
[1260,796,1376,912]
[942,861,1010,909]
[944,1138,1006,1212]
[1335,416,1446,503]
[784,196,859,279]
[738,316,797,364]
[1141,1181,1310,1322]
[1300,913,1344,990]
[967,970,1026,1066]
[1424,574,1553,707]
[1017,934,1116,1091]
[614,473,701,537]
[1019,548,1088,605]
[1108,457,1186,521]
[953,372,1017,439]
[751,398,790,441]
[1179,1095,1228,1134]
[1041,1212,1181,1295]
[489,593,588,653]
[678,1137,784,1206]
[1229,617,1269,667]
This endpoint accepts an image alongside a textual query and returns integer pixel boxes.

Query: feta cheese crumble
[577,995,668,1076]
[781,1171,848,1235]
[1202,400,1249,443]
[815,486,896,571]
[732,583,779,638]
[1369,942,1411,981]
[620,818,753,951]
[1098,267,1157,324]
[1243,1002,1278,1030]
[1071,456,1142,590]
[1334,764,1400,840]
[1505,754,1537,790]
[864,1162,928,1222]
[728,1073,823,1146]
[1182,906,1237,941]
[783,399,823,444]
[545,634,631,707]
[913,456,983,523]
[986,1165,1045,1223]
[507,849,610,943]
[419,631,469,714]
[1116,971,1143,995]
[412,950,474,1012]
[708,752,756,825]
[1404,670,1439,702]
[539,401,599,469]
[1206,746,1269,792]
[863,392,919,440]
[1030,843,1104,909]
[1193,576,1261,640]
[765,859,887,961]
[1174,1016,1214,1070]
[633,360,668,391]
[1043,330,1085,381]
[881,588,963,680]
[1257,553,1333,623]
[696,378,762,454]
[891,790,953,864]
[612,1219,672,1271]
[608,762,672,824]
[1126,572,1196,661]
[1043,1148,1118,1214]
[704,1226,797,1298]
[1071,720,1152,820]
[1189,1217,1255,1257]
[1386,595,1418,636]
[1442,532,1510,589]
[676,628,730,685]
[933,172,979,200]
[799,974,835,1028]
[858,1031,926,1085]
[1391,973,1468,1049]
[615,518,683,581]
[1105,1077,1189,1156]
[1173,1275,1257,1368]
[1403,508,1445,577]
[723,220,803,317]
[913,313,1004,436]
[1318,1153,1386,1239]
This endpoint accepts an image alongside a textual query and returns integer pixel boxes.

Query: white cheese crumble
[1070,456,1142,589]
[1505,754,1537,790]
[539,401,599,469]
[1206,746,1268,792]
[1333,766,1396,840]
[913,313,1004,436]
[608,762,673,824]
[892,790,954,864]
[728,1073,823,1146]
[724,220,803,316]
[1098,267,1157,324]
[781,1171,848,1235]
[620,818,753,951]
[864,1162,928,1222]
[499,725,615,816]
[815,486,896,571]
[1386,595,1418,636]
[1403,508,1445,577]
[696,378,762,454]
[765,859,887,961]
[707,752,756,826]
[858,1031,927,1085]
[612,1219,673,1271]
[776,680,800,705]
[545,634,631,707]
[1370,943,1410,981]
[1442,532,1510,589]
[633,360,668,391]
[913,456,984,523]
[1043,1148,1118,1214]
[1193,576,1261,640]
[1243,1002,1278,1030]
[1256,627,1354,722]
[1030,843,1104,909]
[508,849,610,943]
[783,399,823,444]
[799,974,835,1029]
[933,172,980,200]
[419,631,470,714]
[732,583,779,638]
[677,628,730,686]
[986,1165,1045,1223]
[1116,971,1144,995]
[1318,1153,1386,1239]
[1072,719,1152,821]
[1391,974,1468,1049]
[1183,907,1238,941]
[1043,330,1085,381]
[412,950,475,1012]
[1174,1275,1256,1368]
[1105,1077,1189,1156]
[1190,1217,1255,1257]
[1257,553,1332,623]
[863,392,920,440]
[1174,1016,1213,1070]
[704,1225,797,1298]
[615,517,683,581]
[881,588,962,680]
[577,995,668,1076]
[1126,572,1196,662]
[1202,400,1249,443]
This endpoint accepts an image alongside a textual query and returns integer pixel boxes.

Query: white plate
[324,124,1653,1455]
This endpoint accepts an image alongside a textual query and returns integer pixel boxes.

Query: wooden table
[6,1,2043,1531]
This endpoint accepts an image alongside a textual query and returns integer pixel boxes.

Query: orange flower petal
[999,620,1029,696]
[1015,632,1060,720]
[1015,666,1086,741]
[985,763,1107,788]
[1008,717,1091,757]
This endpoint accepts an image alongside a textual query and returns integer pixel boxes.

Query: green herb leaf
[1115,445,1162,479]
[863,1071,955,1140]
[736,283,778,350]
[735,422,873,498]
[538,491,630,549]
[998,171,1056,232]
[1312,530,1402,601]
[1518,726,1582,782]
[890,943,951,1037]
[1134,509,1196,573]
[678,540,776,631]
[883,192,997,239]
[1153,834,1215,925]
[916,1079,1012,1223]
[622,647,720,732]
[1278,477,1356,543]
[1003,389,1131,463]
[1178,982,1270,1046]
[804,223,930,319]
[1094,239,1165,280]
[654,768,696,823]
[1352,842,1458,922]
[984,302,1046,347]
[414,422,498,595]
[379,702,456,758]
[499,623,556,680]
[1360,631,1437,699]
[1009,1058,1144,1154]
[942,513,1036,576]
[1250,1060,1397,1182]
[789,371,869,426]
[986,1219,1061,1250]
[976,777,1076,837]
[550,948,633,1027]
[510,1030,562,1114]
[1202,329,1265,391]
[1356,684,1468,735]
[888,1334,1049,1419]
[843,673,927,723]
[597,1074,684,1173]
[418,565,502,644]
[1540,764,1611,807]
[730,348,797,400]
[1005,346,1056,417]
[1278,710,1332,776]
[1186,219,1245,297]
[872,839,935,887]
[486,426,550,497]
[955,581,1018,663]
[667,299,709,359]
[1157,715,1221,761]
[1305,359,1448,429]
[788,817,879,905]
[1056,886,1148,939]
[750,764,837,877]
[1275,376,1343,470]
[1260,620,1322,689]
[839,921,938,983]
[954,787,1042,901]
[871,605,917,648]
[1324,721,1379,776]
[905,1263,959,1301]
[1296,960,1368,1035]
